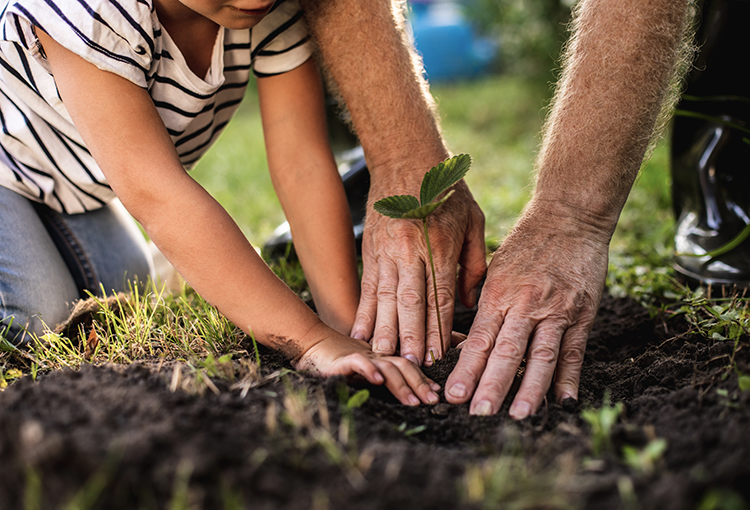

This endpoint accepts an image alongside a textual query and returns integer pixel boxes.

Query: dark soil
[1,292,749,509]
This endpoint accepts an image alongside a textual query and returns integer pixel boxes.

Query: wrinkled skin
[351,180,487,366]
[445,202,610,417]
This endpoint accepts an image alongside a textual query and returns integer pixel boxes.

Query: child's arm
[37,30,439,406]
[257,60,359,335]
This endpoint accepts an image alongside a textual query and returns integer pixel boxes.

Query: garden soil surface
[1,292,749,509]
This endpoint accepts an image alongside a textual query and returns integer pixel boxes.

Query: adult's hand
[440,0,691,419]
[298,0,484,364]
[350,178,487,366]
[445,201,610,418]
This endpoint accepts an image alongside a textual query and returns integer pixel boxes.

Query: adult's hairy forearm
[299,0,448,182]
[533,0,694,233]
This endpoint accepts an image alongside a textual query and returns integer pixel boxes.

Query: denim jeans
[0,186,154,343]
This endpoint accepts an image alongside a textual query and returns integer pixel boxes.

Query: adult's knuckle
[461,336,494,356]
[398,287,425,307]
[436,288,454,309]
[528,341,559,366]
[374,323,398,340]
[398,329,422,347]
[377,283,398,300]
[360,279,378,298]
[559,345,585,366]
[355,310,375,327]
[489,339,526,363]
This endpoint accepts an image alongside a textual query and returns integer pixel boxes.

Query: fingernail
[373,373,384,384]
[509,401,531,420]
[351,331,365,341]
[408,394,420,406]
[448,383,467,399]
[472,400,493,416]
[404,354,419,365]
[559,391,577,402]
[430,382,441,392]
[427,391,439,404]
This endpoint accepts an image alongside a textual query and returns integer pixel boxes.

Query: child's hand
[295,329,441,406]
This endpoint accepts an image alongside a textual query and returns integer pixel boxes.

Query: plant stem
[677,223,750,259]
[673,109,750,138]
[422,218,444,351]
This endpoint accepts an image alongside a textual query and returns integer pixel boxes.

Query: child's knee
[1,281,79,345]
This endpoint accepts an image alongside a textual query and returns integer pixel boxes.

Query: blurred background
[191,0,674,286]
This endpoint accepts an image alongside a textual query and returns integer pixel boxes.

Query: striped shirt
[0,0,312,214]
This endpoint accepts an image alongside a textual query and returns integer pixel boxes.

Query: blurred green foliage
[463,0,572,78]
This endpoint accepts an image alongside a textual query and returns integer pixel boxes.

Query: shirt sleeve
[1,0,156,88]
[251,0,313,77]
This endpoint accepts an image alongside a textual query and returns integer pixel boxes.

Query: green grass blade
[673,109,750,138]
[420,153,472,206]
[678,223,750,259]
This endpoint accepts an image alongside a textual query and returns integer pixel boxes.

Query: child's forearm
[276,168,360,334]
[259,60,360,334]
[140,177,332,359]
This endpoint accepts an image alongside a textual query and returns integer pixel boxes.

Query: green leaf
[420,153,472,206]
[738,374,750,392]
[402,190,455,219]
[346,389,370,409]
[373,195,421,218]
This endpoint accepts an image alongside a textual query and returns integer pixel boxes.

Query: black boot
[671,0,750,287]
[262,148,369,260]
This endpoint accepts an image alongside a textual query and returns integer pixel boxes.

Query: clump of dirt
[1,292,749,509]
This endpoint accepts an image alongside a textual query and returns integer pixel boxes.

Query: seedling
[373,154,472,349]
[622,438,668,474]
[581,392,623,457]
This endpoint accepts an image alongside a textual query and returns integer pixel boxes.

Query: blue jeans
[0,186,154,343]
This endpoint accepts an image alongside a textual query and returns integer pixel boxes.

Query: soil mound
[1,293,749,509]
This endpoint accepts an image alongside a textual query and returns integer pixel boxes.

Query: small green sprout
[622,438,668,474]
[581,392,624,457]
[346,389,370,410]
[373,154,472,349]
[739,374,750,392]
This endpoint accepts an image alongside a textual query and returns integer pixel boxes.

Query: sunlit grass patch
[0,281,249,383]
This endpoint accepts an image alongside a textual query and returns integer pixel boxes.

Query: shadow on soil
[1,292,749,509]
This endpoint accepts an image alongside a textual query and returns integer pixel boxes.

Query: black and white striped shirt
[0,0,312,214]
